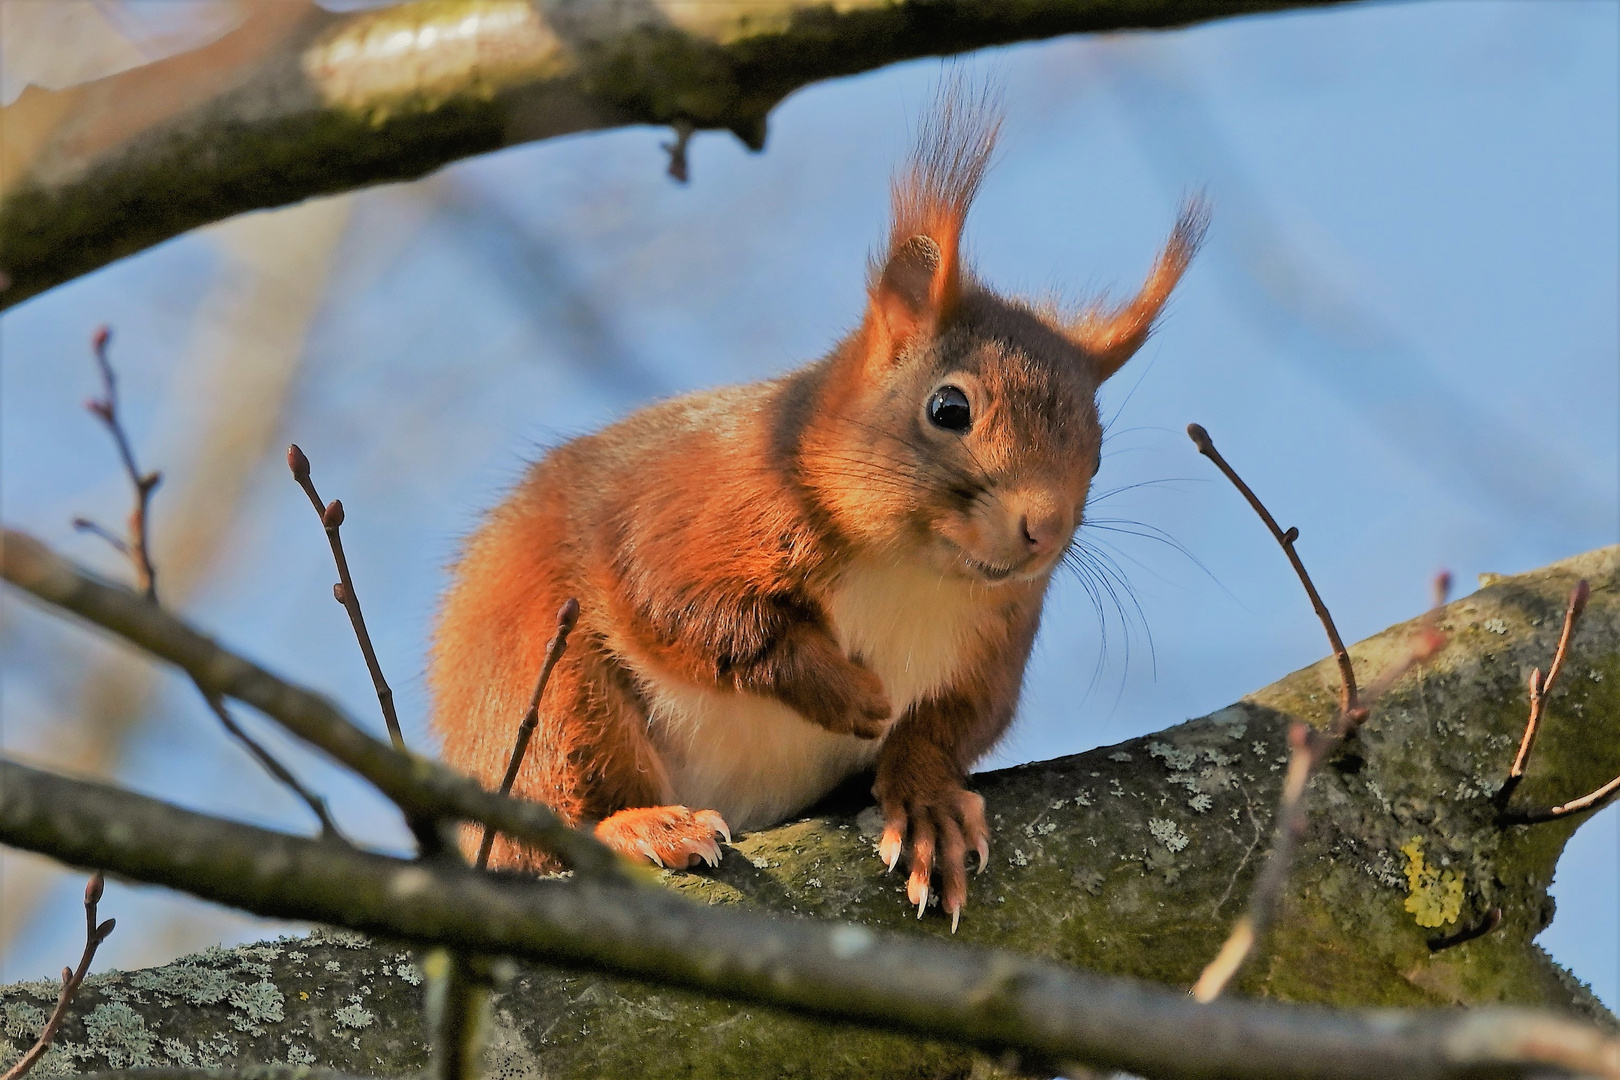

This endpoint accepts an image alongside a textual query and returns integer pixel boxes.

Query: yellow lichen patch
[1399,836,1463,928]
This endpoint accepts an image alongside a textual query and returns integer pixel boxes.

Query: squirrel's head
[799,89,1207,586]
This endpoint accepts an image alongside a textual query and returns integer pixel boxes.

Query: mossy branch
[0,0,1355,310]
[2,538,1618,1079]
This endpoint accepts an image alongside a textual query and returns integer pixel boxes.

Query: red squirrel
[429,92,1205,928]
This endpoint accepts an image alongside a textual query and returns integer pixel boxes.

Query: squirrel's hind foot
[595,805,731,869]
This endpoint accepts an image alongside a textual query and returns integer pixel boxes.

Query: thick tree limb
[0,0,1355,310]
[2,541,1617,1078]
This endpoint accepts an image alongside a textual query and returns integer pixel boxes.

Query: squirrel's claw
[595,805,732,870]
[876,784,989,930]
[694,809,732,845]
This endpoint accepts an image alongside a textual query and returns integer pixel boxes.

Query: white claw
[886,848,901,873]
[696,810,732,844]
[950,907,961,934]
[975,838,990,874]
[915,887,929,920]
[639,843,664,868]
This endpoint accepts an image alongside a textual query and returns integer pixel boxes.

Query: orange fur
[429,87,1204,924]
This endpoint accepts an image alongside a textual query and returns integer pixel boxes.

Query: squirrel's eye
[927,386,972,432]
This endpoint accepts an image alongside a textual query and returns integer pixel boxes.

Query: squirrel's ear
[867,233,956,360]
[1068,198,1209,381]
[862,81,999,365]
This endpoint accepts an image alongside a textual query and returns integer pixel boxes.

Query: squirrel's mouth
[961,554,1017,582]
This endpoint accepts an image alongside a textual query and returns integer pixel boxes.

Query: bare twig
[1186,425,1445,1002]
[5,758,1618,1080]
[0,528,627,879]
[1186,423,1359,718]
[70,517,129,556]
[286,444,405,752]
[476,598,580,869]
[1,874,116,1080]
[84,327,160,601]
[75,339,341,840]
[1505,774,1620,824]
[1498,580,1591,810]
[663,122,695,183]
[201,690,343,840]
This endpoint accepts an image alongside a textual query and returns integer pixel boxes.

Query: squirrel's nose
[1019,508,1066,554]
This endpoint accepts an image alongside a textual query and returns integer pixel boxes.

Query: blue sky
[2,0,1616,1007]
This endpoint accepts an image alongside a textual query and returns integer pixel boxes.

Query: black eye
[927,386,972,432]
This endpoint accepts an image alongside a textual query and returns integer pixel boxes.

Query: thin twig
[70,517,129,556]
[202,690,343,840]
[85,327,160,600]
[1504,773,1620,824]
[1,874,116,1080]
[477,598,580,869]
[78,335,342,840]
[1186,424,1359,718]
[662,121,695,183]
[1498,580,1590,810]
[286,444,405,752]
[1186,425,1445,1002]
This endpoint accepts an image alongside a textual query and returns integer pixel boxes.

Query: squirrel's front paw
[875,786,988,932]
[790,654,892,739]
[840,660,893,739]
[595,806,731,869]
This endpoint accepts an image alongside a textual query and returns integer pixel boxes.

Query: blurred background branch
[0,0,1354,308]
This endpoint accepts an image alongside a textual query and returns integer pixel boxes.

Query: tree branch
[3,542,1618,1079]
[4,759,1617,1080]
[0,0,1356,310]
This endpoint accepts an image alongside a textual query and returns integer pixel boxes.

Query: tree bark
[2,545,1616,1079]
[0,0,1356,311]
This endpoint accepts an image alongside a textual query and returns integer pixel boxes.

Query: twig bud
[1528,667,1542,695]
[557,597,581,633]
[61,967,72,986]
[86,399,113,422]
[92,326,111,353]
[1433,571,1452,608]
[1570,579,1590,620]
[1185,423,1213,454]
[334,582,349,604]
[85,873,105,906]
[287,444,310,481]
[1281,526,1299,545]
[323,499,345,529]
[96,918,117,941]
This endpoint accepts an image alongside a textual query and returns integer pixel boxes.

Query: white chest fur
[643,552,988,830]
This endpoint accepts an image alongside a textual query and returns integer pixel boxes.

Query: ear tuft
[864,77,1001,362]
[1069,196,1210,381]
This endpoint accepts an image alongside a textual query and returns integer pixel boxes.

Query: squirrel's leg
[873,605,1039,928]
[479,640,730,873]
